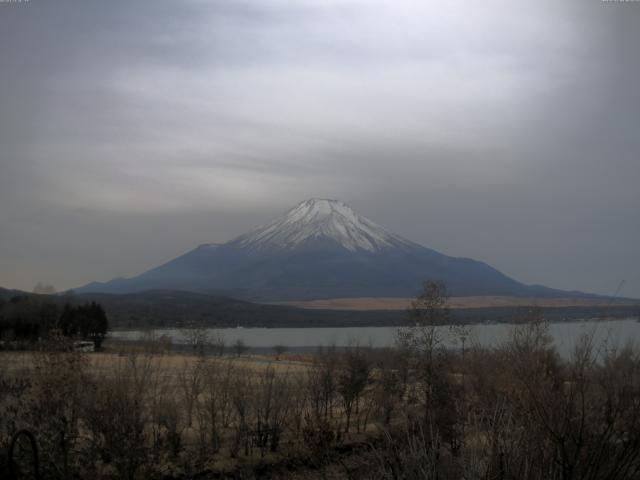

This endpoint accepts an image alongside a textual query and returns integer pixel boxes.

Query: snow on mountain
[231,198,412,252]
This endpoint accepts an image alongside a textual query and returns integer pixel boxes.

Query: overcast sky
[1,0,639,298]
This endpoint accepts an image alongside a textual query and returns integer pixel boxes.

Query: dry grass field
[270,295,635,311]
[0,342,389,479]
[0,349,313,378]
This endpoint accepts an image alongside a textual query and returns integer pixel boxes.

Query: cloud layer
[1,0,639,297]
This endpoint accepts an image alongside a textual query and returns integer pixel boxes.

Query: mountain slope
[78,198,586,300]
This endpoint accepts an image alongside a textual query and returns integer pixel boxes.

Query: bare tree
[181,323,210,355]
[230,367,253,457]
[196,359,235,454]
[83,354,154,480]
[337,346,371,433]
[177,358,204,427]
[273,344,288,360]
[397,281,453,432]
[25,340,88,479]
[397,280,450,356]
[307,347,339,423]
[373,354,404,427]
[288,373,309,441]
[211,331,225,356]
[253,366,291,456]
[233,338,248,357]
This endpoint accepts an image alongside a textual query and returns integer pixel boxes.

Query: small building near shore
[73,340,95,352]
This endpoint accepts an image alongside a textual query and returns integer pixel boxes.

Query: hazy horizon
[1,0,639,297]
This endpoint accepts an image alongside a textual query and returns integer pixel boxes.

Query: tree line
[0,295,108,349]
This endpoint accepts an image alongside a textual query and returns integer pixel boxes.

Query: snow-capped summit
[231,198,411,252]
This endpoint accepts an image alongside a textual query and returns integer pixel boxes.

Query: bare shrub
[138,330,172,355]
[233,338,248,357]
[196,359,235,455]
[22,335,88,479]
[337,346,372,433]
[252,365,291,456]
[372,419,445,480]
[82,354,154,480]
[288,373,309,442]
[177,357,204,428]
[230,366,253,457]
[302,412,342,475]
[372,352,404,427]
[307,347,339,424]
[0,359,32,477]
[211,332,225,356]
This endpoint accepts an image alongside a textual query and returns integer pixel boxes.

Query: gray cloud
[1,0,639,297]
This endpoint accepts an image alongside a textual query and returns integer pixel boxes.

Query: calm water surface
[110,318,640,357]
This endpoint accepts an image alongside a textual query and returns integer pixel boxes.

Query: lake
[109,318,640,358]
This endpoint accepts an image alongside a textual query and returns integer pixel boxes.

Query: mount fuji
[78,199,576,301]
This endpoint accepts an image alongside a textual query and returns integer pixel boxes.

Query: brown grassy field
[0,344,384,479]
[0,349,313,378]
[270,295,637,311]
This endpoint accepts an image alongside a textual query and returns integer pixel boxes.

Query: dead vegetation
[3,316,640,479]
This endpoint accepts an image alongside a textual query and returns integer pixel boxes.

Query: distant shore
[107,304,640,330]
[269,295,640,311]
